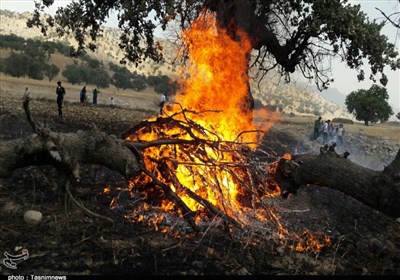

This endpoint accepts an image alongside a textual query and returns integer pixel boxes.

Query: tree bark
[0,129,141,180]
[2,99,400,220]
[2,129,400,218]
[276,146,400,218]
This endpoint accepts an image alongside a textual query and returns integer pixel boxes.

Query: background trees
[28,0,400,93]
[0,32,177,94]
[345,85,394,125]
[43,63,60,82]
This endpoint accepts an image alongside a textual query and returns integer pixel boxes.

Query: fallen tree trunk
[1,98,399,222]
[0,128,141,180]
[276,145,400,218]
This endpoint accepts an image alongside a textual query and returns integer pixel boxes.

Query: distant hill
[0,10,355,121]
[320,87,347,107]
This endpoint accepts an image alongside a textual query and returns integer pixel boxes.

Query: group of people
[79,86,98,105]
[38,80,165,120]
[313,116,345,146]
[55,81,100,119]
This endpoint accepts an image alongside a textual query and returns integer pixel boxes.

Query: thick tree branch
[276,145,400,218]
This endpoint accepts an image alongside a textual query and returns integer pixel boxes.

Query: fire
[108,12,330,253]
[174,14,256,144]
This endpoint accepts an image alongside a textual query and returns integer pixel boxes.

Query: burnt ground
[1,96,400,276]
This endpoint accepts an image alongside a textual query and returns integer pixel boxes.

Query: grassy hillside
[0,10,371,121]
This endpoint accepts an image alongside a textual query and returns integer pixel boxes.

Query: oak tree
[27,0,400,94]
[345,84,394,125]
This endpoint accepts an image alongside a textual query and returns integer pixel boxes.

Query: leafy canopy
[345,84,394,125]
[28,0,400,91]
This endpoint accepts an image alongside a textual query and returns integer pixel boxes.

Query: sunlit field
[1,75,399,142]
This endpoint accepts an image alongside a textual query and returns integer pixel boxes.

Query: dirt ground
[1,93,400,276]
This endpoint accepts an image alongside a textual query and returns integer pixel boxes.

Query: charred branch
[1,98,260,231]
[2,97,400,233]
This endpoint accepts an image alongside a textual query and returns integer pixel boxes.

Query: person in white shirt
[336,123,345,146]
[23,87,31,100]
[322,120,330,145]
[159,94,166,114]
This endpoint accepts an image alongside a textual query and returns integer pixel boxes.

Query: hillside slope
[0,10,354,120]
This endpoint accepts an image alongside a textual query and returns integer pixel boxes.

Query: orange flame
[112,12,330,253]
[174,14,256,144]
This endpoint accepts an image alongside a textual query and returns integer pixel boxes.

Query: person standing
[328,121,335,142]
[322,120,330,145]
[56,81,66,118]
[23,87,31,100]
[92,88,98,105]
[80,86,87,103]
[159,94,166,114]
[313,116,322,140]
[336,123,345,146]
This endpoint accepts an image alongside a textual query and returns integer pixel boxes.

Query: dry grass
[2,75,400,142]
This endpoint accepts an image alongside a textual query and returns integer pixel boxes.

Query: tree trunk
[0,129,141,180]
[2,98,399,220]
[2,128,400,218]
[276,146,400,218]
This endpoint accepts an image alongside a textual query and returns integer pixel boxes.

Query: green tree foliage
[62,60,110,88]
[110,63,134,89]
[396,112,400,120]
[3,52,29,77]
[87,67,110,88]
[110,63,148,91]
[0,33,113,86]
[52,41,72,56]
[111,70,133,90]
[28,0,400,91]
[108,62,123,73]
[0,34,26,51]
[41,41,56,60]
[62,64,87,84]
[1,46,48,80]
[43,63,60,82]
[148,75,179,96]
[27,60,44,80]
[80,54,101,68]
[24,39,47,60]
[0,58,6,73]
[131,75,147,91]
[131,72,147,91]
[345,84,394,125]
[0,34,71,58]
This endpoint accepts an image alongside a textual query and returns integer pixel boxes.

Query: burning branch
[116,106,290,236]
[7,95,400,254]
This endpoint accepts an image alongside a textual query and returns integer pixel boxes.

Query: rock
[23,210,42,225]
[276,246,285,255]
[236,267,251,275]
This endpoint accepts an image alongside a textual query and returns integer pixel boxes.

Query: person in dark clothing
[313,116,322,140]
[80,86,87,103]
[56,81,66,118]
[92,88,98,105]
